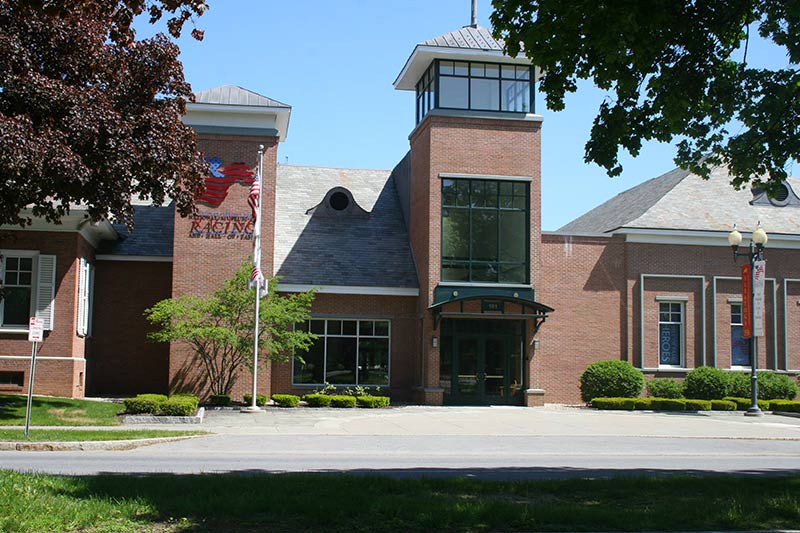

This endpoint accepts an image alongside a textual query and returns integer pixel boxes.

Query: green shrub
[757,372,799,400]
[329,395,357,408]
[590,397,636,410]
[684,399,712,411]
[271,394,300,408]
[123,394,168,414]
[682,367,728,400]
[650,398,686,411]
[242,394,268,407]
[302,393,332,407]
[209,394,231,406]
[633,398,652,410]
[646,378,683,399]
[767,399,800,413]
[722,396,770,411]
[357,395,391,408]
[726,372,751,398]
[159,397,197,416]
[580,360,644,403]
[711,399,737,411]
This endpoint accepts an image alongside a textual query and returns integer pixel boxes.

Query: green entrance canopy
[429,285,554,332]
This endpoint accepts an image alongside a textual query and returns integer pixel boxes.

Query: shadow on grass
[0,395,76,421]
[44,468,800,532]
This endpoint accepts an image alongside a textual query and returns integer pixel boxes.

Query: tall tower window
[441,178,529,284]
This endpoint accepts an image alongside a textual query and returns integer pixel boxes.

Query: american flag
[248,163,267,298]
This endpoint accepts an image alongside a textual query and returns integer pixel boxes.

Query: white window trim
[76,258,94,337]
[658,301,685,369]
[0,250,38,331]
[291,317,392,388]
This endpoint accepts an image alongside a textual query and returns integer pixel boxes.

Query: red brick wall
[88,260,172,395]
[786,280,800,371]
[270,292,419,402]
[0,230,93,397]
[169,133,278,399]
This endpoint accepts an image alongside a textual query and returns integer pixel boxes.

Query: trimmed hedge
[271,394,300,408]
[357,395,391,408]
[590,398,636,410]
[634,398,652,410]
[329,395,357,408]
[124,394,168,414]
[209,394,232,406]
[580,360,644,403]
[684,399,712,411]
[650,398,686,411]
[722,396,770,411]
[160,397,198,416]
[768,399,800,413]
[242,394,268,407]
[682,367,728,400]
[727,372,751,398]
[303,393,332,407]
[646,378,683,399]
[711,399,737,411]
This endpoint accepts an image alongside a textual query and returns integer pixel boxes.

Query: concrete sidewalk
[196,405,800,439]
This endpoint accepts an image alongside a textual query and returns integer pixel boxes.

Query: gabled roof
[422,24,504,51]
[274,165,418,289]
[193,85,290,109]
[97,205,174,257]
[558,165,800,236]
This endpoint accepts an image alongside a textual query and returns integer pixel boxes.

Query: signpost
[24,317,44,437]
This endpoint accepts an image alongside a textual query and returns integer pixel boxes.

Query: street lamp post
[727,223,768,417]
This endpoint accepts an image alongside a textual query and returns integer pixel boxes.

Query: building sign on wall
[196,157,256,207]
[190,212,254,239]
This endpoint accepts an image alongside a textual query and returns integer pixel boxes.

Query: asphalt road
[2,407,799,479]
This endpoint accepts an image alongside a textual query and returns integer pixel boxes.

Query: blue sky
[143,0,789,231]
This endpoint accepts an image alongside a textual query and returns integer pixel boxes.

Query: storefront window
[730,304,751,366]
[658,302,683,366]
[293,319,390,386]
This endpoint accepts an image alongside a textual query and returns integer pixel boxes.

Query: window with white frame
[293,319,390,386]
[0,252,56,331]
[730,303,751,366]
[658,302,684,366]
[76,258,94,337]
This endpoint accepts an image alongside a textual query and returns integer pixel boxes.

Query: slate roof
[97,205,174,257]
[422,25,504,51]
[193,85,290,109]
[558,165,800,235]
[274,165,418,288]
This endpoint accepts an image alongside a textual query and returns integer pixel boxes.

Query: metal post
[24,341,37,437]
[746,241,762,416]
[471,0,477,26]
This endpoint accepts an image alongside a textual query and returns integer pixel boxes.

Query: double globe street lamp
[727,223,768,416]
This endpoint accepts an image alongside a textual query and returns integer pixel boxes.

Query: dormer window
[416,60,533,123]
[750,181,800,208]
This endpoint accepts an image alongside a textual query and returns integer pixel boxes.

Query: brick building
[1,24,798,405]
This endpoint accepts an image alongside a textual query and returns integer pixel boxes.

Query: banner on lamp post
[753,260,766,337]
[741,264,752,339]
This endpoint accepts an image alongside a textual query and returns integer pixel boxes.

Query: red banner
[742,263,752,339]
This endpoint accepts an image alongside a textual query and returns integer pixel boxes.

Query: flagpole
[242,145,265,413]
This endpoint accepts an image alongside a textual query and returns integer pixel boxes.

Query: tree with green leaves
[491,0,799,195]
[0,0,210,228]
[145,263,316,396]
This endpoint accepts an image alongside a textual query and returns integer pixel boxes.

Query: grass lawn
[0,472,797,532]
[0,394,122,426]
[0,429,205,442]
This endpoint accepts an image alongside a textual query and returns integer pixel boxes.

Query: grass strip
[0,395,122,426]
[0,429,205,442]
[0,471,797,532]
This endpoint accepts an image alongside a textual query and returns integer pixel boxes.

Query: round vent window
[775,184,790,202]
[329,191,350,211]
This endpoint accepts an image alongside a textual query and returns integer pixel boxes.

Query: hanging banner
[741,264,752,338]
[753,260,766,337]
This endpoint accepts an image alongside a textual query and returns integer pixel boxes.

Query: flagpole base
[240,406,264,413]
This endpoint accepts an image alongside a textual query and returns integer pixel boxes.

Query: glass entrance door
[441,319,524,405]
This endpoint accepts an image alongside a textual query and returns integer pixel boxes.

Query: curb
[122,407,205,425]
[0,435,204,452]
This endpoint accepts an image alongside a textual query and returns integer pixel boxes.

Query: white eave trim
[278,284,419,296]
[440,172,532,182]
[95,255,172,262]
[1,213,118,248]
[620,228,800,249]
